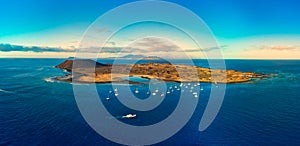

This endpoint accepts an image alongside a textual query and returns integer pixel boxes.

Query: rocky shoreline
[55,59,270,84]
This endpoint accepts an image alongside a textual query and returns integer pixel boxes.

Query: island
[55,59,269,84]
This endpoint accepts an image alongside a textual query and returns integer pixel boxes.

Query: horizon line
[1,57,300,60]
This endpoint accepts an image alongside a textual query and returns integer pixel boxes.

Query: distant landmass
[108,54,169,60]
[119,54,145,59]
[55,58,269,83]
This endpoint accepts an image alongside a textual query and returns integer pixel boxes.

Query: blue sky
[1,0,300,58]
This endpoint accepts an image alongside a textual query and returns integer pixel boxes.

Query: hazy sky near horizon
[1,0,300,59]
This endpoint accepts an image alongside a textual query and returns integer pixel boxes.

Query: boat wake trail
[44,77,55,83]
[0,89,13,93]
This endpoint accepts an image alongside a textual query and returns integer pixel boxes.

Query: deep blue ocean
[1,59,300,145]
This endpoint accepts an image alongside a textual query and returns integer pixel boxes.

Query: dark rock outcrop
[55,59,109,71]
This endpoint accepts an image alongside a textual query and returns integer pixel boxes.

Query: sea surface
[0,59,300,145]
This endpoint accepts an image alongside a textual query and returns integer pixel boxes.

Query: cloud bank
[257,45,300,51]
[0,44,74,52]
[0,40,225,58]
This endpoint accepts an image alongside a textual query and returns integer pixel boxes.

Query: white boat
[122,114,137,119]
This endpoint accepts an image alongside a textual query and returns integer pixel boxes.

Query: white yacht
[122,114,137,119]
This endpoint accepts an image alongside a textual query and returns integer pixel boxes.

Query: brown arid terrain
[55,59,270,83]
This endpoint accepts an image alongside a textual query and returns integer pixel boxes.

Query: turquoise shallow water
[0,59,300,145]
